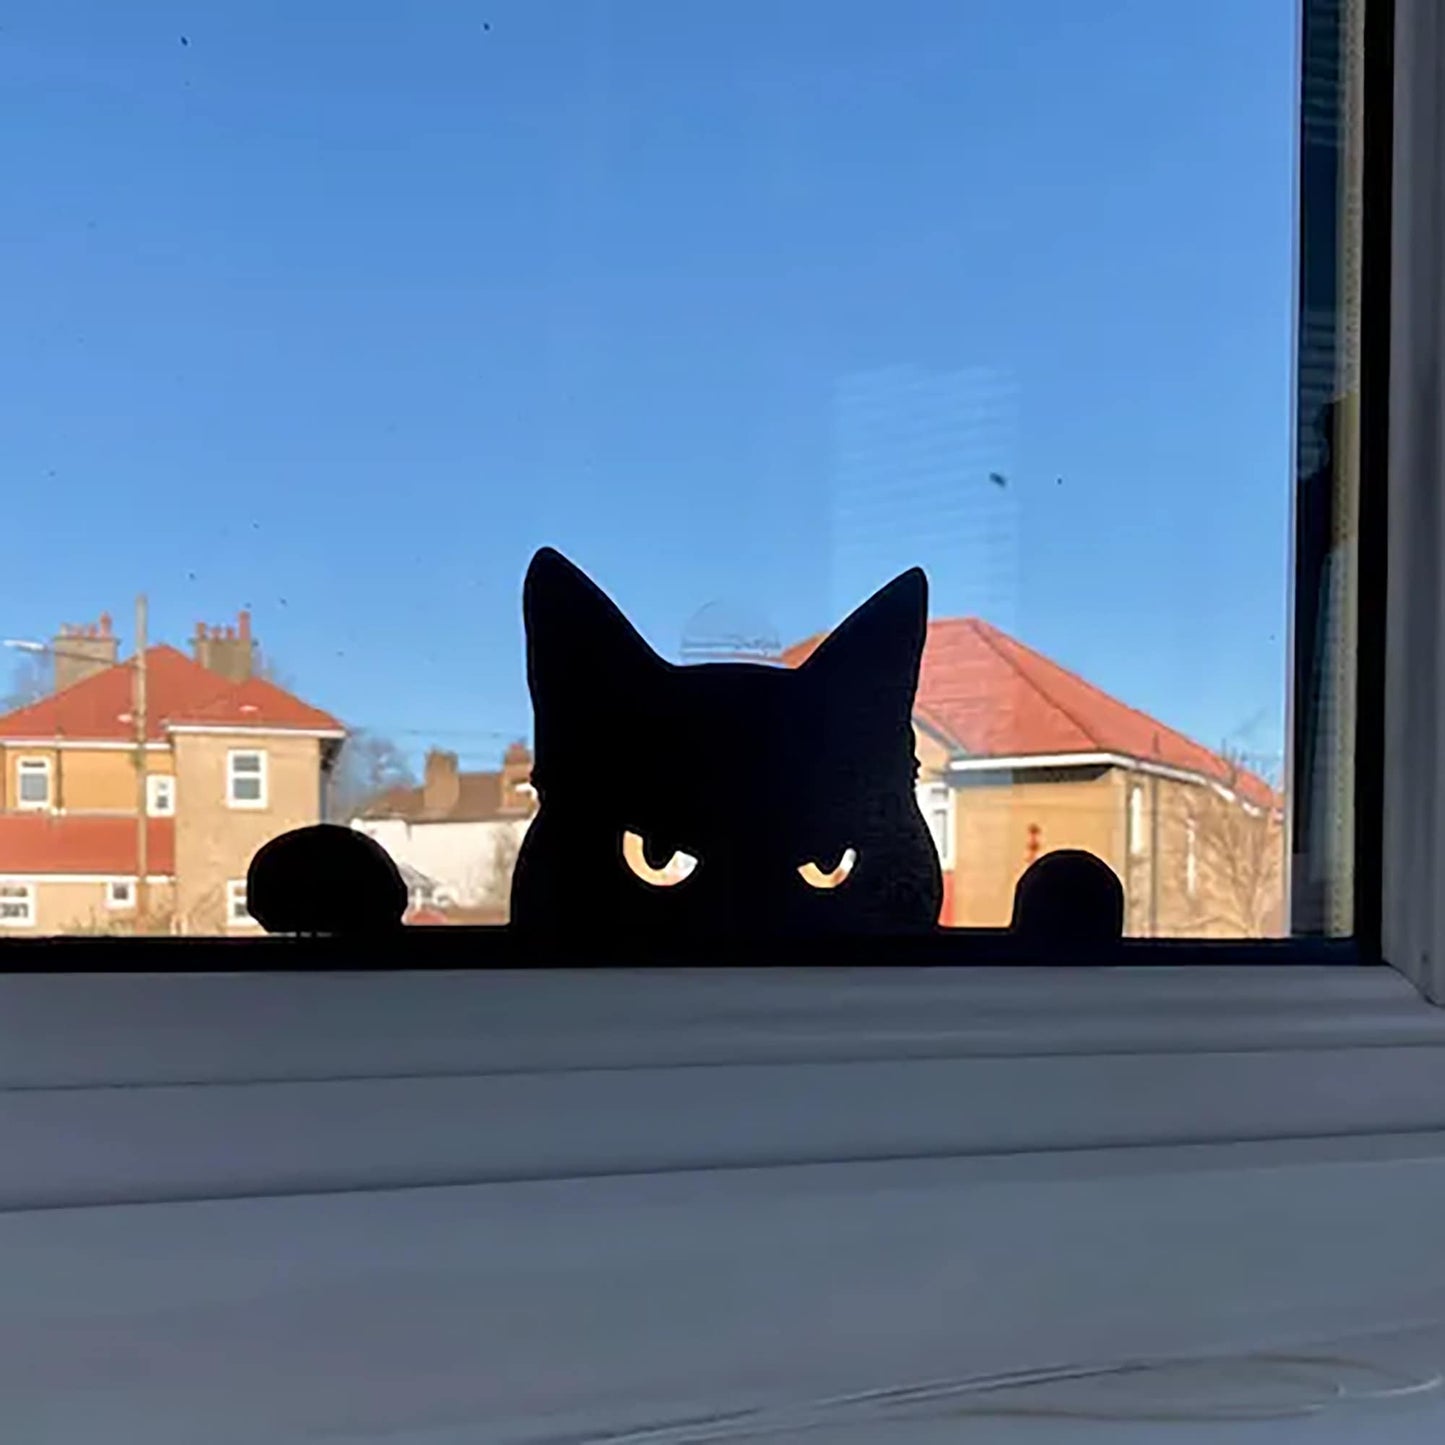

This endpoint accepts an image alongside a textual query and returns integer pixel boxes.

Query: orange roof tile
[0,815,175,875]
[782,617,1276,808]
[168,674,345,732]
[0,646,343,742]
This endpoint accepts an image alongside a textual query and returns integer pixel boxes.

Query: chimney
[499,740,535,814]
[52,613,119,693]
[423,749,461,817]
[192,611,256,682]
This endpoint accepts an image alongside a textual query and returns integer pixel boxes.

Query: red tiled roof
[168,674,345,732]
[0,646,343,742]
[359,771,537,824]
[0,815,176,875]
[782,617,1276,808]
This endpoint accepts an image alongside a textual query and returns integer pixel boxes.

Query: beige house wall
[1120,773,1285,939]
[1,745,173,813]
[0,878,176,935]
[172,733,324,933]
[948,771,1127,927]
[943,765,1284,939]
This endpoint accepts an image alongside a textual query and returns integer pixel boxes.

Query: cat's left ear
[799,567,928,734]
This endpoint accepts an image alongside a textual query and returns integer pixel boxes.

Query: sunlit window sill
[1,961,1443,1211]
[7,964,1445,1441]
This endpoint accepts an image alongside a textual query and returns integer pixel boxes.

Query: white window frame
[226,878,258,928]
[146,774,176,817]
[1383,0,1445,1004]
[105,879,135,911]
[915,781,955,871]
[1185,816,1198,898]
[0,881,36,929]
[15,757,52,812]
[5,10,1445,1316]
[226,750,267,810]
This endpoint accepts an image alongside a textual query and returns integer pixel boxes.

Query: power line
[360,725,518,740]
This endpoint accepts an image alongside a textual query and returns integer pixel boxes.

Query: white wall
[351,816,530,908]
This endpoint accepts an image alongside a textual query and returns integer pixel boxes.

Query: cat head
[510,547,942,940]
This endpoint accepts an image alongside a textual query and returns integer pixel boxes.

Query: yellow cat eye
[622,830,699,887]
[797,847,857,890]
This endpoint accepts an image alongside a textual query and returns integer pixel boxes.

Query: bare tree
[326,730,416,822]
[252,650,294,692]
[2,654,49,712]
[483,827,523,913]
[1187,749,1286,937]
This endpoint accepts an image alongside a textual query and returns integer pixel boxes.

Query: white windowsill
[2,963,1444,1209]
[4,963,1445,1440]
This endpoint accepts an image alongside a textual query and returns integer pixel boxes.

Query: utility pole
[134,594,149,932]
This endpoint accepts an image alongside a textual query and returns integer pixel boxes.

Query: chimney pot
[238,610,252,640]
[51,615,119,693]
[191,617,254,682]
[99,612,112,636]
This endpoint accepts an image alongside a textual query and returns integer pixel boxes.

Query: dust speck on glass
[0,1,1360,947]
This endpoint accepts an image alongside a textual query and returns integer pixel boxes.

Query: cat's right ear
[524,548,664,766]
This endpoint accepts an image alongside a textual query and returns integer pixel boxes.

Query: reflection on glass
[0,1,1308,939]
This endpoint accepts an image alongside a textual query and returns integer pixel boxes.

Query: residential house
[782,618,1283,938]
[0,611,345,934]
[351,743,537,919]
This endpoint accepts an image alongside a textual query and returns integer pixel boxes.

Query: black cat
[241,547,1128,953]
[510,547,942,939]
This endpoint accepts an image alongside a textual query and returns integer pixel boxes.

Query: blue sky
[2,0,1297,770]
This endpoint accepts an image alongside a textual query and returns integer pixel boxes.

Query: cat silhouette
[247,823,406,936]
[509,547,942,940]
[1010,848,1124,953]
[241,548,1129,954]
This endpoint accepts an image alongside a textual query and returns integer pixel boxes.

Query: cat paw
[246,824,407,936]
[1009,849,1124,954]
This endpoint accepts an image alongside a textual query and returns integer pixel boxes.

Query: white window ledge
[5,967,1445,1440]
[1,964,1443,1210]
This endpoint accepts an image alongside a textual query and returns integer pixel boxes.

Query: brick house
[783,619,1283,938]
[351,743,537,919]
[0,612,344,934]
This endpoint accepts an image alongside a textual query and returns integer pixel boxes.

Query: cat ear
[524,548,665,771]
[799,567,928,738]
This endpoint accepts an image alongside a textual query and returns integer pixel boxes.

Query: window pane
[1290,0,1375,937]
[17,770,48,803]
[0,2,1356,942]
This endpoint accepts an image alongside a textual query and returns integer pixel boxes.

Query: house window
[0,882,35,928]
[146,774,176,817]
[227,878,258,927]
[227,751,267,809]
[1185,817,1198,897]
[16,758,52,811]
[106,879,135,910]
[916,782,954,870]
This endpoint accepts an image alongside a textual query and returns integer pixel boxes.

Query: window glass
[226,879,256,927]
[16,760,50,808]
[0,2,1357,941]
[227,752,266,807]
